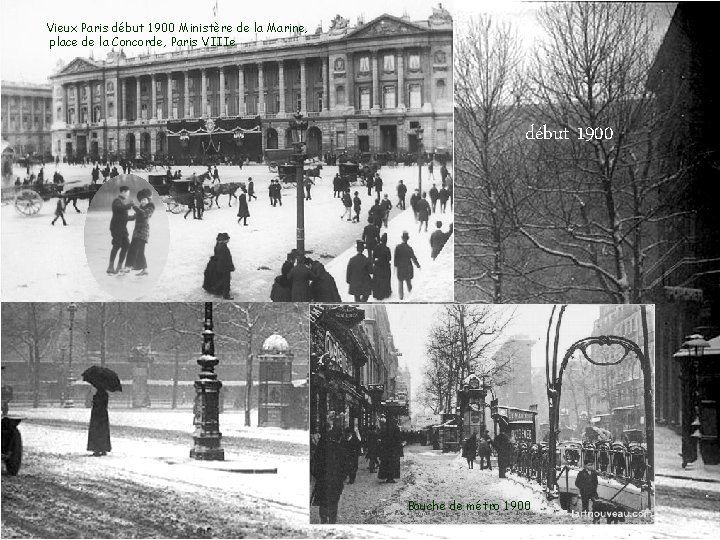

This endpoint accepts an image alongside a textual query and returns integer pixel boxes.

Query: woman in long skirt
[372,233,392,300]
[125,189,154,276]
[237,187,250,225]
[87,388,111,456]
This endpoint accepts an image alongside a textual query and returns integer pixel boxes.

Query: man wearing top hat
[394,231,421,300]
[346,240,373,302]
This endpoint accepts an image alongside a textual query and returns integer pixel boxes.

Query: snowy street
[1,163,452,302]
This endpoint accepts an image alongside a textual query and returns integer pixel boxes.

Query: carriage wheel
[169,201,184,214]
[4,427,22,476]
[14,190,43,216]
[204,198,213,211]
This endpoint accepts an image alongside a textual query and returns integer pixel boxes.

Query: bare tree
[516,2,688,303]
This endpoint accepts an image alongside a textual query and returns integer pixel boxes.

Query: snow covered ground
[1,163,452,302]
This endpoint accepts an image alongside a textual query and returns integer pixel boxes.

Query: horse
[62,184,100,212]
[210,181,244,207]
[304,164,323,180]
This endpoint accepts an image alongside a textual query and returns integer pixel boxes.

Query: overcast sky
[1,0,453,83]
[386,304,602,416]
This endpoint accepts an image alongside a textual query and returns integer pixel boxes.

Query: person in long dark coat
[416,192,431,232]
[430,221,453,260]
[365,426,380,472]
[107,186,135,274]
[575,461,599,512]
[362,218,380,261]
[429,184,439,214]
[194,181,205,220]
[287,256,316,301]
[463,433,478,469]
[409,190,420,222]
[203,233,235,299]
[236,187,250,226]
[478,429,493,470]
[87,388,111,456]
[270,251,295,302]
[439,186,450,214]
[366,174,374,196]
[394,232,421,300]
[247,177,256,201]
[492,431,512,478]
[380,194,392,228]
[309,260,342,302]
[396,180,407,209]
[372,233,392,300]
[346,241,372,302]
[342,427,362,484]
[378,419,403,483]
[51,198,67,226]
[352,191,362,223]
[125,189,155,275]
[311,427,347,524]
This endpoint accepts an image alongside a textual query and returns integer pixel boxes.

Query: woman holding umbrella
[82,365,121,457]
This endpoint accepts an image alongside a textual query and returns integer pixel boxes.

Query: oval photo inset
[84,175,170,300]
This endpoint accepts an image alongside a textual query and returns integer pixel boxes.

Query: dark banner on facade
[166,117,262,161]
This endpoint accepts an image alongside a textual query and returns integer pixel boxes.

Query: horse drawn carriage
[4,181,99,216]
[160,178,215,214]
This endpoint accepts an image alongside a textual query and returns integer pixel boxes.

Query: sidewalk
[12,406,308,446]
[325,206,454,303]
[655,426,720,483]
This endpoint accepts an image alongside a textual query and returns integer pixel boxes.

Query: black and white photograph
[1,0,454,302]
[309,303,655,525]
[452,0,720,535]
[83,175,170,299]
[0,302,312,538]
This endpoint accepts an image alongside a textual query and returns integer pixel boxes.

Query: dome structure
[262,332,290,353]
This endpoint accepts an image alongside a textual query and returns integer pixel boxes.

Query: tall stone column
[397,50,405,109]
[184,72,190,117]
[346,52,354,110]
[62,84,68,124]
[74,85,80,124]
[136,77,142,120]
[121,79,127,121]
[322,57,329,112]
[278,60,285,116]
[29,96,35,131]
[167,73,173,119]
[201,69,207,117]
[87,83,92,123]
[299,59,306,113]
[219,67,226,116]
[257,62,265,114]
[151,74,157,120]
[371,52,380,110]
[238,65,245,115]
[41,97,46,130]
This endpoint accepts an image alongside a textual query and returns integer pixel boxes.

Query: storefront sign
[325,331,352,375]
[330,305,365,327]
[509,409,536,423]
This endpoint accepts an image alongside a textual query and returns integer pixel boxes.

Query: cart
[5,183,64,216]
[163,179,213,214]
[148,174,172,196]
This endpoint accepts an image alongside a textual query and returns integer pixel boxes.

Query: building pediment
[57,58,99,76]
[346,15,428,40]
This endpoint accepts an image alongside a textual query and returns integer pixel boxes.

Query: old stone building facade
[1,82,53,157]
[48,9,452,161]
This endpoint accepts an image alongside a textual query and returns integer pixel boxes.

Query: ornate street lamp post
[64,303,78,408]
[414,126,424,196]
[190,302,224,461]
[679,334,710,469]
[290,111,308,254]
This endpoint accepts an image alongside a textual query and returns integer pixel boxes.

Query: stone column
[151,74,157,120]
[87,82,92,123]
[41,97,46,130]
[136,77,142,120]
[346,52,353,110]
[29,96,35,131]
[167,73,173,119]
[74,85,80,124]
[322,57,329,112]
[201,69,207,117]
[371,52,380,110]
[219,67,226,116]
[184,72,190,117]
[121,79,127,121]
[257,62,265,114]
[278,60,285,116]
[238,65,245,115]
[299,59,306,113]
[397,50,405,109]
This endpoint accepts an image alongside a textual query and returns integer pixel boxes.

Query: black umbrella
[81,365,122,392]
